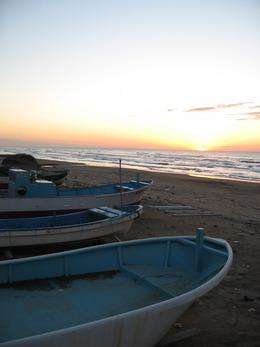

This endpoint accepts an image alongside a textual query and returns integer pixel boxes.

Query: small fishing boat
[0,229,232,347]
[0,154,68,188]
[0,169,152,218]
[0,205,143,247]
[0,167,68,188]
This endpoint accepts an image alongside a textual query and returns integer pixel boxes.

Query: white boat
[0,229,233,347]
[0,205,143,247]
[0,169,152,218]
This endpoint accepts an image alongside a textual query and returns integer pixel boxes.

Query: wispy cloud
[236,111,260,121]
[185,106,216,112]
[247,111,260,118]
[185,102,253,113]
[217,102,253,109]
[250,105,260,110]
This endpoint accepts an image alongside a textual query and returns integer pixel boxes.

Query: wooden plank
[150,205,195,210]
[170,212,221,216]
[158,328,200,346]
[89,208,118,218]
[115,185,134,191]
[113,235,122,242]
[149,205,221,216]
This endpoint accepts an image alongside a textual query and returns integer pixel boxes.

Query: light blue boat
[0,229,232,347]
[0,205,143,247]
[0,169,152,218]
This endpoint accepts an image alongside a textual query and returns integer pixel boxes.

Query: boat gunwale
[0,235,231,266]
[48,179,153,197]
[0,206,142,234]
[1,183,149,201]
[0,181,152,214]
[0,235,233,347]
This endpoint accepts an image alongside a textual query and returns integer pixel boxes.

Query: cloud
[235,111,260,121]
[184,101,260,121]
[185,102,253,113]
[247,111,260,118]
[250,105,260,110]
[217,102,253,109]
[185,106,216,112]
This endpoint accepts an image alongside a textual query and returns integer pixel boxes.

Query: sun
[194,145,208,151]
[169,111,236,151]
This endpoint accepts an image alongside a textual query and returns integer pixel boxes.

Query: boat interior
[0,206,138,231]
[59,180,151,196]
[0,236,229,343]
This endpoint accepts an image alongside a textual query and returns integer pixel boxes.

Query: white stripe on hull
[0,217,133,247]
[0,190,144,214]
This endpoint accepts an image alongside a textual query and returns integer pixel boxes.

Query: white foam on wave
[1,147,260,183]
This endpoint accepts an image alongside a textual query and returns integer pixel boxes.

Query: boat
[0,205,143,247]
[0,153,68,188]
[0,229,232,347]
[0,167,68,187]
[0,169,152,218]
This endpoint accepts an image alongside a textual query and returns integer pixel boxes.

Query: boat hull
[0,171,67,189]
[0,206,142,247]
[0,234,233,347]
[0,181,151,218]
[1,302,190,347]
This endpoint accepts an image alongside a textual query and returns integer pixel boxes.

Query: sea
[1,147,260,183]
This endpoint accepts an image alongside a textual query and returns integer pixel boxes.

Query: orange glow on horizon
[1,107,260,152]
[2,127,260,152]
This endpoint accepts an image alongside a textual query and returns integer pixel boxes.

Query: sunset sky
[1,0,260,151]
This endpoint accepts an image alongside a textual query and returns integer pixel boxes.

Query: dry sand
[5,159,260,346]
[53,160,260,347]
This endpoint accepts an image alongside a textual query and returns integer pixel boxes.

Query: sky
[0,0,260,151]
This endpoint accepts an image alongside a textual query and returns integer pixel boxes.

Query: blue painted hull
[0,206,143,247]
[0,179,152,218]
[0,231,232,347]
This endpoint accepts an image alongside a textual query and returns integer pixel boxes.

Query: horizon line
[0,143,259,153]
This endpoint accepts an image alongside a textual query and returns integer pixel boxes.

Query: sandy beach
[2,1,260,346]
[2,158,260,346]
[42,159,259,347]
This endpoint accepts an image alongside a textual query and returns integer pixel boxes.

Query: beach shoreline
[1,147,260,184]
[35,156,260,184]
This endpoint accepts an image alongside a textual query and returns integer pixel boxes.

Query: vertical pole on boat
[195,228,204,272]
[119,159,123,209]
[136,172,140,188]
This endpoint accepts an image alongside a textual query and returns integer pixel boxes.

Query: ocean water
[1,147,260,183]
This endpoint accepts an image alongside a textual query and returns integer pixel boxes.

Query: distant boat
[0,205,143,247]
[0,229,232,347]
[0,169,152,218]
[0,167,68,187]
[0,153,68,188]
